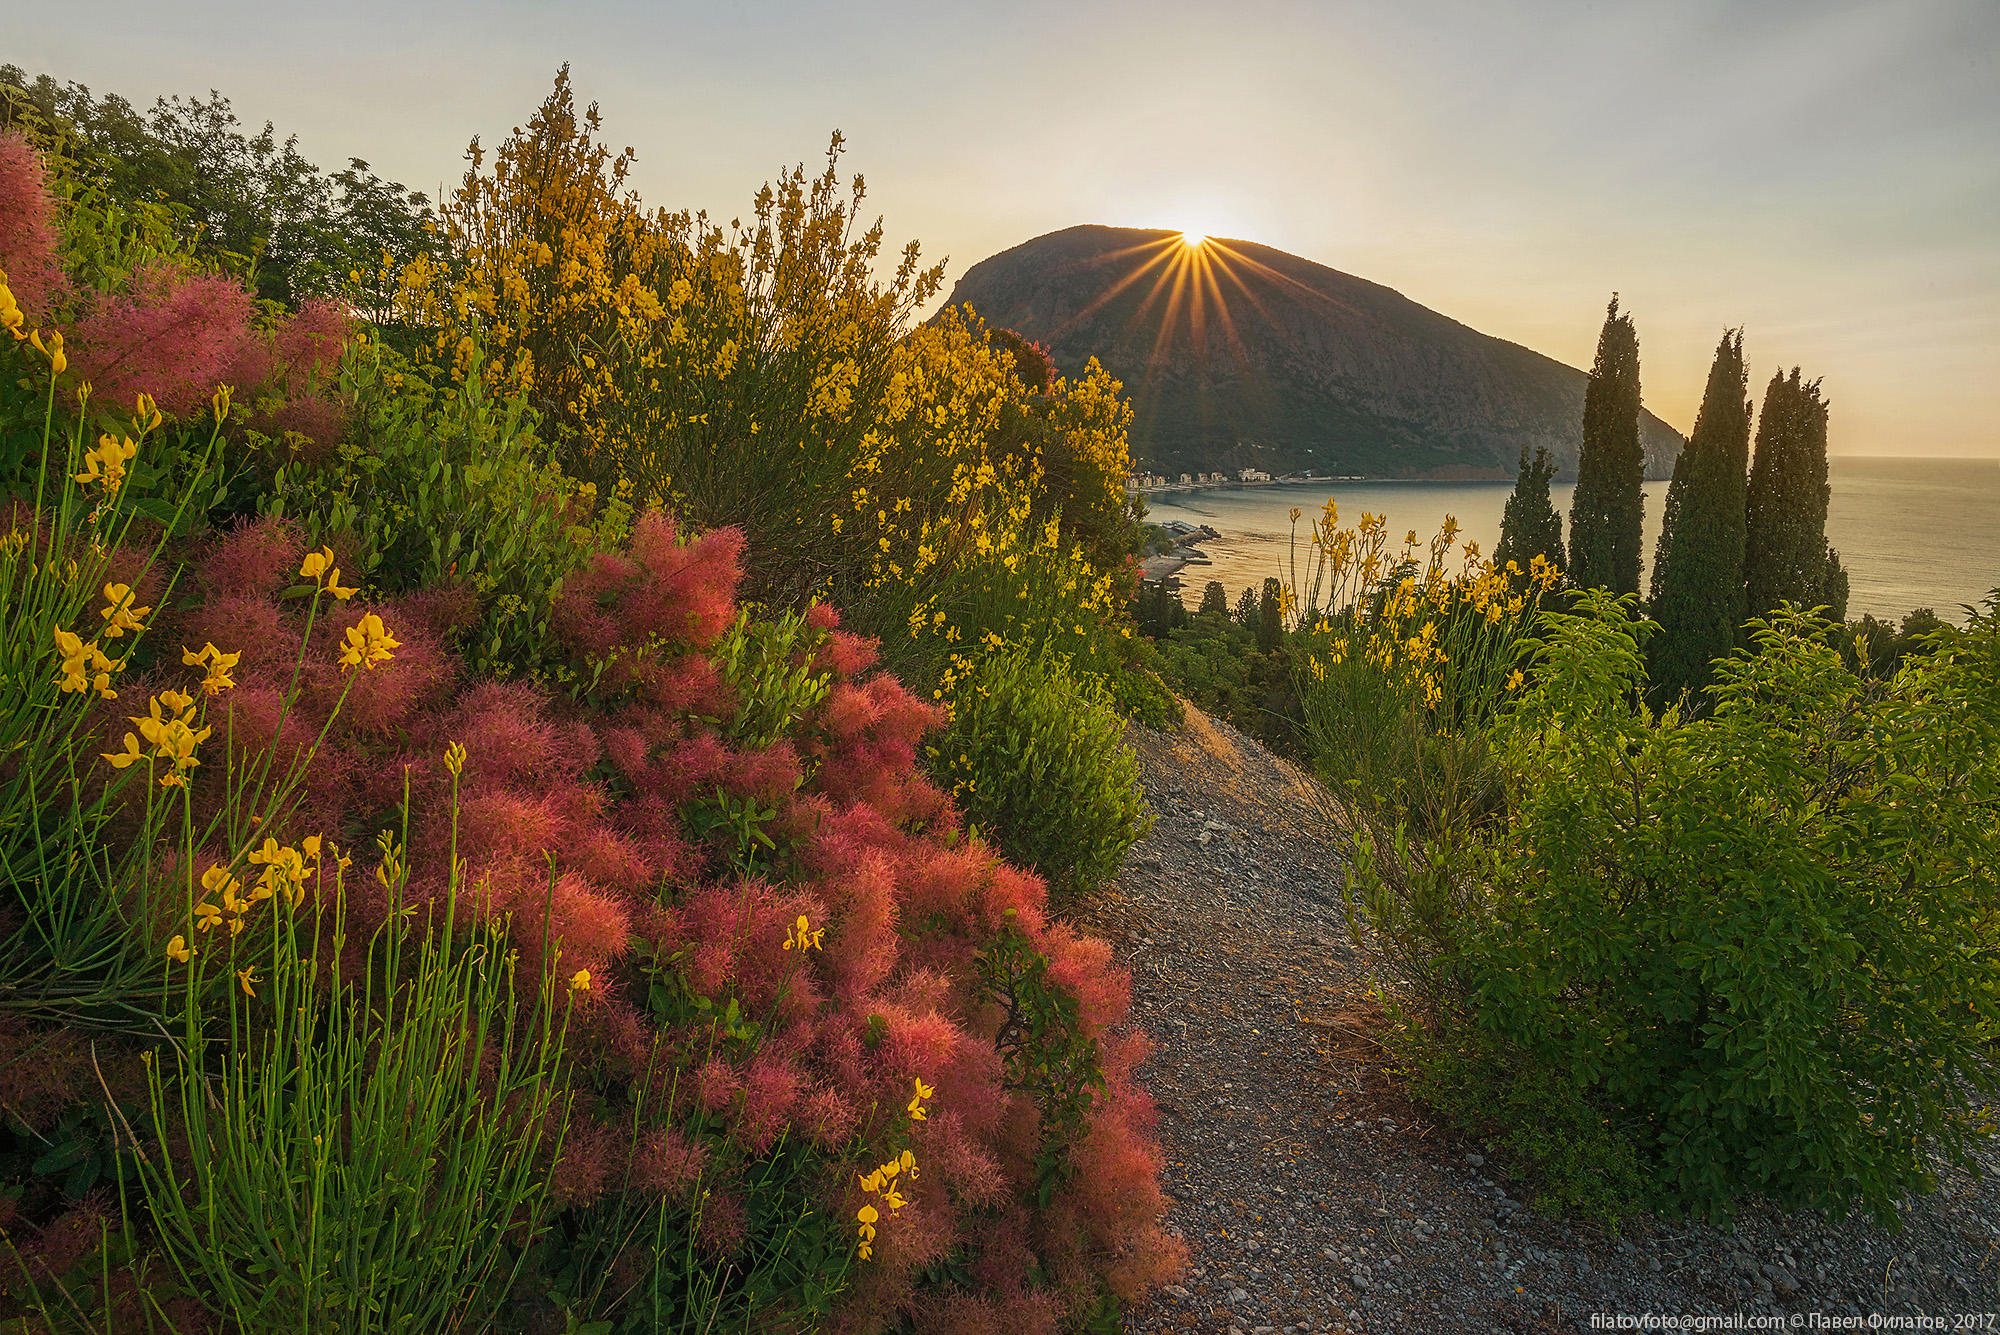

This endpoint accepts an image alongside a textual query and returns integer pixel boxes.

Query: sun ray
[1053,237,1184,339]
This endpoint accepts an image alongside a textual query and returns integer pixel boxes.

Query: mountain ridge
[938,225,1684,481]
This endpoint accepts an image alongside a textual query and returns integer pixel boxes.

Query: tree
[1568,296,1645,594]
[1648,330,1751,704]
[1745,368,1845,620]
[1233,586,1258,628]
[1198,580,1229,616]
[1257,577,1283,654]
[0,66,433,310]
[1494,444,1565,582]
[988,326,1054,394]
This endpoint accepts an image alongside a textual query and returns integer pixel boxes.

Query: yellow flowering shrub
[398,71,1141,695]
[1288,502,1562,832]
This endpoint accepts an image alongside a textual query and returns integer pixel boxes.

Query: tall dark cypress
[1745,368,1844,620]
[1648,330,1751,703]
[1257,577,1283,654]
[1568,296,1645,594]
[1495,444,1566,582]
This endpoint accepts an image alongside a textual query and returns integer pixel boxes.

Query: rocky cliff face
[939,225,1683,480]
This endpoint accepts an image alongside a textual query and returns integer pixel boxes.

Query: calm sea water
[1143,457,2000,626]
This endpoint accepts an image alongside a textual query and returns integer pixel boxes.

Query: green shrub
[1385,1014,1654,1227]
[0,352,236,1036]
[1353,589,2000,1222]
[1102,640,1179,731]
[1152,610,1301,752]
[260,336,627,678]
[1296,645,1500,835]
[930,650,1150,901]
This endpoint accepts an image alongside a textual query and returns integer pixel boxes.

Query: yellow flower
[193,901,224,933]
[248,837,315,907]
[202,863,241,901]
[236,967,258,998]
[211,384,233,423]
[337,613,399,671]
[1506,669,1525,692]
[182,642,240,696]
[134,392,161,433]
[29,328,64,374]
[907,1076,933,1121]
[102,690,210,786]
[855,1202,878,1259]
[300,547,333,580]
[783,913,824,952]
[75,434,137,494]
[570,969,592,993]
[444,741,466,777]
[99,584,149,638]
[166,934,192,964]
[53,627,119,698]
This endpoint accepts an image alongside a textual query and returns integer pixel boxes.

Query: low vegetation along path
[1080,706,2000,1335]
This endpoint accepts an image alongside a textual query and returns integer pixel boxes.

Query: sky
[6,0,1997,456]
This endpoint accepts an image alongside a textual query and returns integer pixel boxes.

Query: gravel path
[1083,705,2000,1334]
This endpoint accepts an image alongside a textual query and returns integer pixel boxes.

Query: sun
[1179,229,1209,249]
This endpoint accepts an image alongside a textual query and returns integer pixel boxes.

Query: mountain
[939,226,1684,481]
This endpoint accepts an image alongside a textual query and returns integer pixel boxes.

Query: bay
[1142,457,2000,626]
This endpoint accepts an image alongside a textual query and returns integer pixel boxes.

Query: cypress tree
[1567,296,1645,593]
[1257,577,1284,654]
[1233,586,1257,628]
[1744,368,1844,620]
[1199,580,1229,616]
[1494,444,1566,581]
[1648,330,1750,703]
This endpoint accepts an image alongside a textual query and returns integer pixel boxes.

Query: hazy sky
[7,0,1997,455]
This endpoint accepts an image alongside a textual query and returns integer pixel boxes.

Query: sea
[1142,457,2000,626]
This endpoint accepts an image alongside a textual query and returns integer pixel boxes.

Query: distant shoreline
[1136,456,1998,505]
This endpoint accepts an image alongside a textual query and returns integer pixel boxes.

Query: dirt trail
[1080,706,2000,1334]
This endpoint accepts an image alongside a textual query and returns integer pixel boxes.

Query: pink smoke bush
[3,135,350,443]
[127,510,1180,1329]
[0,132,67,323]
[68,267,259,418]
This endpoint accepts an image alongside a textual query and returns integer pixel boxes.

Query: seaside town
[1126,465,1276,496]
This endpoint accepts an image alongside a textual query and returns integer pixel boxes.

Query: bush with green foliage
[258,334,629,678]
[1838,606,1949,678]
[1150,608,1301,753]
[1351,589,2000,1222]
[929,649,1151,901]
